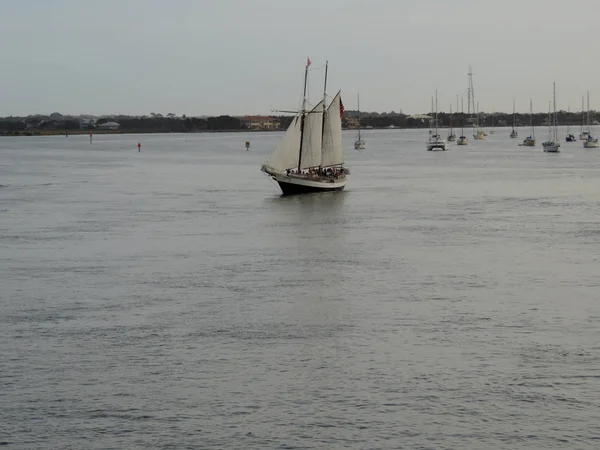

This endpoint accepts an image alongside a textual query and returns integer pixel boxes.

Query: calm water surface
[2,128,600,449]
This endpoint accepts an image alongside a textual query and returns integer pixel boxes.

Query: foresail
[299,101,323,170]
[264,115,302,172]
[321,92,344,167]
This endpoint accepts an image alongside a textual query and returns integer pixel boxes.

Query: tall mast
[357,93,361,140]
[297,59,310,170]
[531,98,535,138]
[552,82,560,142]
[435,90,439,136]
[512,99,516,131]
[449,104,453,133]
[430,96,434,132]
[467,67,472,116]
[587,90,591,133]
[320,60,328,155]
[548,100,551,140]
[468,66,476,124]
[581,96,585,133]
[323,61,328,108]
[456,94,459,116]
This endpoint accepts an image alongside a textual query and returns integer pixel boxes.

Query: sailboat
[579,96,590,141]
[261,59,348,194]
[490,111,496,134]
[510,99,518,138]
[467,67,485,140]
[447,104,456,142]
[354,93,366,150]
[583,90,599,148]
[521,98,535,146]
[426,90,446,151]
[566,105,576,142]
[473,101,485,140]
[457,120,468,145]
[457,97,468,145]
[542,83,560,153]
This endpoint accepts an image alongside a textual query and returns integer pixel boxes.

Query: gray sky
[2,0,600,117]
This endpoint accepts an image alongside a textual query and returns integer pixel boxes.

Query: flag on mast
[306,57,311,68]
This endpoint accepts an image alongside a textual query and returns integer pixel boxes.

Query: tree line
[347,110,597,129]
[0,110,596,134]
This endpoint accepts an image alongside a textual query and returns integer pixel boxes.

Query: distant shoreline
[3,110,594,137]
[0,129,254,137]
[0,125,526,137]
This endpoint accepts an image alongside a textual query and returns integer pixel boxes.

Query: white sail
[321,92,344,167]
[299,101,323,169]
[263,115,301,173]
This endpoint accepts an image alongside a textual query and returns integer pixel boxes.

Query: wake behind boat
[261,59,348,195]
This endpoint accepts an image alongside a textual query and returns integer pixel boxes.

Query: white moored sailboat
[521,98,535,146]
[467,67,485,140]
[354,93,366,150]
[579,95,590,141]
[584,135,599,148]
[447,104,456,142]
[457,97,468,145]
[542,83,560,153]
[510,99,518,138]
[566,105,576,142]
[261,59,348,195]
[473,101,485,140]
[426,90,446,151]
[583,90,599,148]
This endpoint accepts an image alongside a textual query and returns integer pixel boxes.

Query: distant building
[343,116,360,129]
[98,121,120,130]
[25,120,41,130]
[241,116,281,130]
[407,114,432,120]
[79,117,95,129]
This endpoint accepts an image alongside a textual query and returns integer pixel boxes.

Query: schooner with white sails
[261,59,348,195]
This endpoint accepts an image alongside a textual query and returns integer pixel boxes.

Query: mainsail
[299,101,323,169]
[321,92,344,167]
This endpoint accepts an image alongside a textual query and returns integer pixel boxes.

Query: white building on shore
[98,121,120,130]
